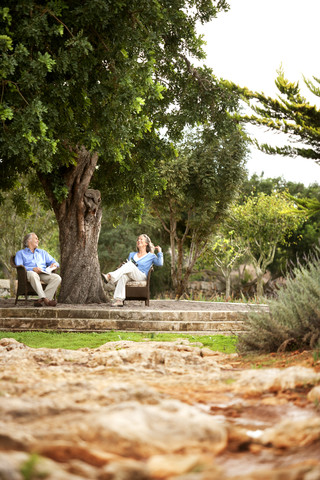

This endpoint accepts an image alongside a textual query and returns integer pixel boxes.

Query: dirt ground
[220,349,320,372]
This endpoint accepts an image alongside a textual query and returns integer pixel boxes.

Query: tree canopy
[0,0,234,198]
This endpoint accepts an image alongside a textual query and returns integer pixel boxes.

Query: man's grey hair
[23,232,35,248]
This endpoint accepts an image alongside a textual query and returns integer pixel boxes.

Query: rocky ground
[1,337,320,480]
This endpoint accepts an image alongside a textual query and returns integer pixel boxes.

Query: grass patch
[0,330,237,353]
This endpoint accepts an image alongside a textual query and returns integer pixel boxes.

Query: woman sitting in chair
[101,234,163,307]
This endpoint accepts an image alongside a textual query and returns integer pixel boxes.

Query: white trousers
[109,262,146,300]
[27,271,62,300]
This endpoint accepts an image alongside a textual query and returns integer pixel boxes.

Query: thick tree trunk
[38,147,107,304]
[57,188,106,303]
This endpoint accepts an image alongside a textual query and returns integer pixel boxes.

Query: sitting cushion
[126,280,147,287]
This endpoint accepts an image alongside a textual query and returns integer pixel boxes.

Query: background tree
[240,173,320,275]
[230,191,305,297]
[0,0,236,303]
[237,69,320,164]
[201,229,247,300]
[152,127,247,298]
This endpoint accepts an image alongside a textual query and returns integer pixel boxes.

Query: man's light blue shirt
[15,248,59,272]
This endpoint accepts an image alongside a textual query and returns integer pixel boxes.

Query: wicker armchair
[10,255,55,305]
[125,266,153,306]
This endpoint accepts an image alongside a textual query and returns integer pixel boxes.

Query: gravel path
[0,298,268,311]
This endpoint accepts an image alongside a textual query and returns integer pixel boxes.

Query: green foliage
[232,191,304,255]
[239,174,320,275]
[20,454,48,480]
[235,68,320,164]
[0,331,237,353]
[237,252,320,353]
[287,194,320,216]
[98,216,139,273]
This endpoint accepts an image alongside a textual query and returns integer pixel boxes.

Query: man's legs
[27,271,61,303]
[27,271,46,298]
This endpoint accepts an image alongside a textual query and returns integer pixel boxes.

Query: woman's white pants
[108,261,147,300]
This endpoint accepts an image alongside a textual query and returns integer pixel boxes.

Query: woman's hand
[155,245,162,253]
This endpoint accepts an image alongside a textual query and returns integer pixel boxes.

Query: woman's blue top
[127,251,163,277]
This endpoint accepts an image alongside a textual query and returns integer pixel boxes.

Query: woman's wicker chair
[125,266,153,306]
[10,255,54,305]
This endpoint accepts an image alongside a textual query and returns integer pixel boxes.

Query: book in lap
[41,265,56,274]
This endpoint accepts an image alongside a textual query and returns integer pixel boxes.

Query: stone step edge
[0,328,243,335]
[0,316,245,321]
[0,311,248,320]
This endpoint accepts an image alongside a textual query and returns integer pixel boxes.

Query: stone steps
[0,307,248,334]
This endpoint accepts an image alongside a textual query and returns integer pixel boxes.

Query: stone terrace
[0,299,268,334]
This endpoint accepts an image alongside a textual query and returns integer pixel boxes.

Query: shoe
[101,273,111,284]
[110,299,124,307]
[34,299,44,307]
[43,298,57,307]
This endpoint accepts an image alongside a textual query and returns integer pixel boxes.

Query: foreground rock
[1,337,320,479]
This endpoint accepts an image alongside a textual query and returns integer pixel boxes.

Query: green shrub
[237,253,320,353]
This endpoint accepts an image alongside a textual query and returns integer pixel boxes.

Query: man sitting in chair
[15,232,61,307]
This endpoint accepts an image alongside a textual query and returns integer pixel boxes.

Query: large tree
[0,0,236,303]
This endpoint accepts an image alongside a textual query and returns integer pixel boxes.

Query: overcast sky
[198,0,320,186]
